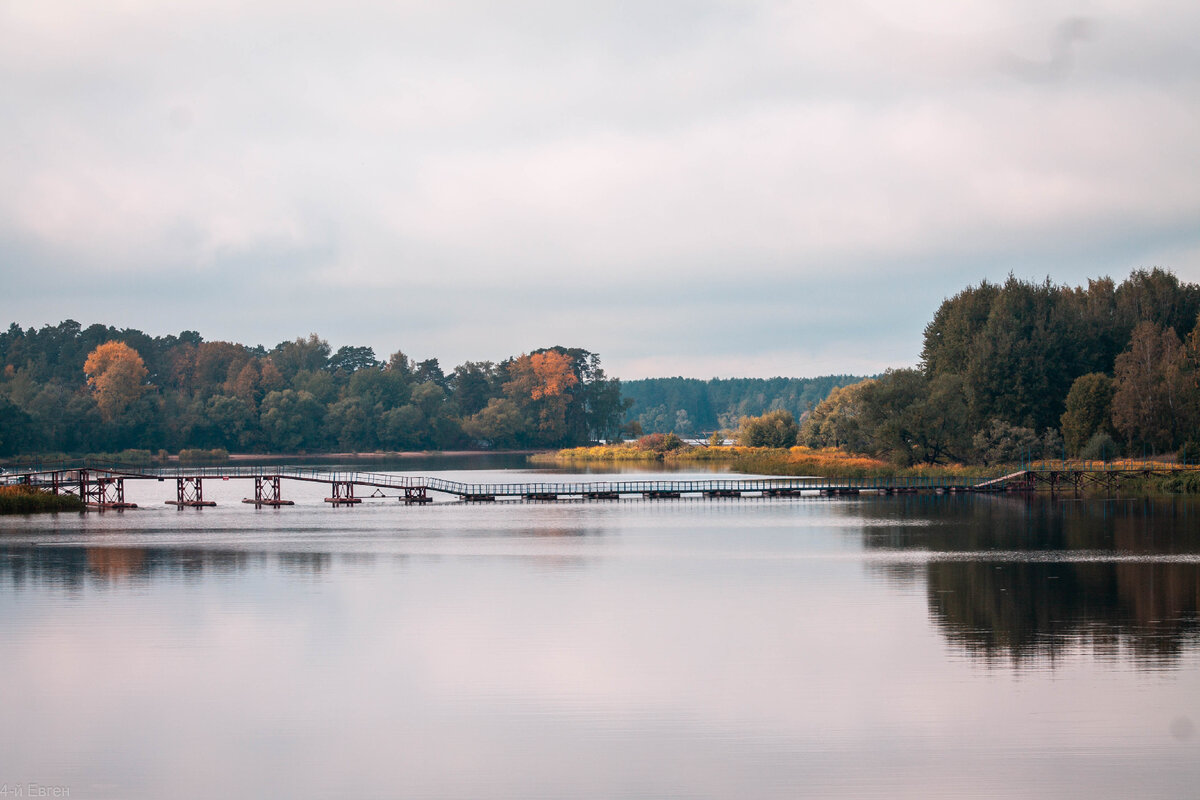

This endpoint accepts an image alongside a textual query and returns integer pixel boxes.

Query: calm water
[1,466,1199,799]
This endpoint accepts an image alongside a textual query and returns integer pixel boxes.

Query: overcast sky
[2,0,1197,378]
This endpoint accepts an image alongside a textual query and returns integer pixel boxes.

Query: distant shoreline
[223,450,541,461]
[0,450,544,469]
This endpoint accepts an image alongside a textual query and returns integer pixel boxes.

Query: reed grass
[0,485,85,514]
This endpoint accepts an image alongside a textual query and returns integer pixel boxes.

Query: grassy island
[0,485,86,514]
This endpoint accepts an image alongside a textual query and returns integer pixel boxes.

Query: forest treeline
[5,267,1198,465]
[621,375,863,436]
[0,322,627,456]
[800,268,1200,465]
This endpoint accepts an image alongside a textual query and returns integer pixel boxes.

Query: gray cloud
[2,0,1198,377]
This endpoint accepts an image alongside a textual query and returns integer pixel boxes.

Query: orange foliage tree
[83,341,150,420]
[503,351,580,441]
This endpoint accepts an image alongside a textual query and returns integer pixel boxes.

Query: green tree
[1112,322,1185,452]
[1174,322,1200,448]
[325,396,375,451]
[449,361,499,416]
[921,280,1000,378]
[738,409,799,447]
[583,370,628,442]
[291,369,337,404]
[0,393,36,455]
[972,419,1043,466]
[863,369,963,466]
[1115,268,1200,342]
[346,367,410,409]
[414,358,447,388]
[904,373,972,465]
[328,345,379,375]
[800,371,969,465]
[799,379,876,453]
[260,389,325,451]
[1060,373,1115,456]
[379,404,424,450]
[270,334,331,381]
[961,277,1058,430]
[462,399,529,448]
[205,395,256,450]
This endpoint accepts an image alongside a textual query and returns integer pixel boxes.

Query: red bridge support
[243,476,294,507]
[83,474,137,510]
[403,487,431,504]
[48,470,83,499]
[325,481,362,506]
[167,477,216,507]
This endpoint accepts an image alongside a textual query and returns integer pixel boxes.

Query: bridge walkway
[4,459,1197,508]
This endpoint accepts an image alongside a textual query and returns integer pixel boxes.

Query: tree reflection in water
[860,494,1200,666]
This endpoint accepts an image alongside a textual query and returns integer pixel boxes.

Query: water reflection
[85,547,145,580]
[926,559,1200,666]
[3,492,1200,797]
[857,494,1200,666]
[4,493,1199,671]
[277,551,331,575]
[1,546,269,588]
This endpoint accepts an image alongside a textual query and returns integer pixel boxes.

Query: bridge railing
[3,464,991,495]
[21,460,1179,497]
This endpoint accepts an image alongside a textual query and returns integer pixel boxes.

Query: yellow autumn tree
[504,351,578,399]
[84,341,150,420]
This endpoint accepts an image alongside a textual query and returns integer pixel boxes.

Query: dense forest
[621,376,863,436]
[0,323,627,456]
[4,268,1197,465]
[801,268,1200,465]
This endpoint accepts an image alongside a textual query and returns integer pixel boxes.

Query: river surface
[1,463,1199,799]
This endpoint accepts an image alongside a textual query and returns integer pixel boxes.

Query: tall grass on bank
[529,433,688,464]
[0,485,85,514]
[681,446,992,478]
[178,448,230,464]
[1127,471,1200,494]
[534,443,1200,492]
[529,444,662,463]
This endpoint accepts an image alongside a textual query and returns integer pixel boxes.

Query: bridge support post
[244,476,293,507]
[403,487,431,504]
[85,476,136,510]
[168,477,215,507]
[325,481,362,506]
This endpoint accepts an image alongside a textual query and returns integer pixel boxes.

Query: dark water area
[1,470,1198,799]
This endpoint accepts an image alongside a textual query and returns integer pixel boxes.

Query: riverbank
[532,444,989,479]
[535,443,1200,492]
[2,448,541,469]
[0,486,85,514]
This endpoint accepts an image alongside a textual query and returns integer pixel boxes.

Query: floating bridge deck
[2,460,1196,510]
